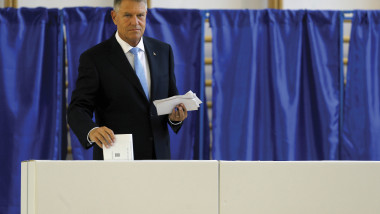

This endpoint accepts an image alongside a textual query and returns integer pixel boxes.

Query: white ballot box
[219,161,380,214]
[21,160,218,214]
[21,160,380,214]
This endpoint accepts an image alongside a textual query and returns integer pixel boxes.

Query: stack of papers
[153,90,202,115]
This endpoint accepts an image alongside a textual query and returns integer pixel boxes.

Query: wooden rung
[268,0,283,9]
[344,58,348,65]
[205,79,212,87]
[343,36,350,43]
[65,81,68,88]
[205,58,212,65]
[207,101,212,108]
[67,147,72,154]
[65,60,68,67]
[205,36,212,43]
[5,0,17,7]
[344,19,352,23]
[209,122,212,130]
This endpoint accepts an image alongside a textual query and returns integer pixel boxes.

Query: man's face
[111,0,147,47]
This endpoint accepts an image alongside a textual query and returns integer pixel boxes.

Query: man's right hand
[89,126,115,149]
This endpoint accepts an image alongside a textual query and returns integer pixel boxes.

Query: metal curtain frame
[57,10,65,160]
[198,10,209,160]
[340,11,353,159]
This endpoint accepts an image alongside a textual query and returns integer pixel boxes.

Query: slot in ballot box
[21,160,219,214]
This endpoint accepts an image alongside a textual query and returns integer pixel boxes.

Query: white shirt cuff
[168,118,182,126]
[87,127,99,144]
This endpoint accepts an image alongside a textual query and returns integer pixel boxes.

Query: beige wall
[283,0,380,10]
[15,0,380,9]
[150,0,268,9]
[17,0,113,8]
[16,0,268,9]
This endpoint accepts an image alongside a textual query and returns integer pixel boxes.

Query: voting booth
[21,161,380,214]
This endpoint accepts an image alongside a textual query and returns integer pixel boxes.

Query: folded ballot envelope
[103,134,134,160]
[153,90,202,115]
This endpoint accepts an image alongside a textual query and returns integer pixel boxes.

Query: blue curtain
[64,7,116,160]
[145,9,209,159]
[210,10,341,160]
[0,8,63,214]
[342,11,380,160]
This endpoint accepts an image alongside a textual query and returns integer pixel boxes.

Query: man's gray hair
[114,0,147,12]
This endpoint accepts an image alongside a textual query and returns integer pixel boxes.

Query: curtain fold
[0,8,62,214]
[145,9,209,159]
[342,11,380,160]
[210,10,341,160]
[64,7,116,160]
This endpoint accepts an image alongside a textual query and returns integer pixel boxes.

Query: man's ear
[111,10,117,25]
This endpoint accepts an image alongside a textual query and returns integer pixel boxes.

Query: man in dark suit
[67,0,187,160]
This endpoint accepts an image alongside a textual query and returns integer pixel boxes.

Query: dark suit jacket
[67,34,181,160]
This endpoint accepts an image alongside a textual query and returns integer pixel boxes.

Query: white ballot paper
[103,134,134,161]
[153,90,202,116]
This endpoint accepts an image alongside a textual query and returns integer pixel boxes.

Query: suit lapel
[144,37,159,102]
[107,36,149,103]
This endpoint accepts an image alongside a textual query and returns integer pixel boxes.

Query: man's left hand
[169,103,188,122]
